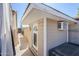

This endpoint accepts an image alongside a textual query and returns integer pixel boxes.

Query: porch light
[22,24,30,28]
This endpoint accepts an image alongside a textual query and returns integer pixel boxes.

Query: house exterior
[9,9,19,56]
[11,10,19,47]
[0,3,15,56]
[22,3,79,56]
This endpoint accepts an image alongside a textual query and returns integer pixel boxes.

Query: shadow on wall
[10,28,16,56]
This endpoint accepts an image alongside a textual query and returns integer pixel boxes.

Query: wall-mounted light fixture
[22,24,30,28]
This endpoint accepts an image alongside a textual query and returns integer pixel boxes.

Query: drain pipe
[67,22,69,43]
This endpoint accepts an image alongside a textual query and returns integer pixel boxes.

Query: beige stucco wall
[37,19,44,56]
[12,29,18,46]
[69,22,79,44]
[22,8,47,56]
[47,19,67,55]
[23,19,44,56]
[23,27,31,49]
[22,8,71,56]
[11,10,19,46]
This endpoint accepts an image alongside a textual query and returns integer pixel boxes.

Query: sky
[11,3,28,28]
[11,3,79,28]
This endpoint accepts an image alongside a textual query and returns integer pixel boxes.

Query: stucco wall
[47,19,67,55]
[11,10,19,46]
[37,19,44,56]
[22,8,70,56]
[22,8,46,56]
[23,27,31,48]
[12,29,18,46]
[23,19,44,56]
[69,23,79,44]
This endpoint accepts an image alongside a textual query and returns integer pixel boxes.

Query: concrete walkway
[15,44,33,56]
[15,33,33,56]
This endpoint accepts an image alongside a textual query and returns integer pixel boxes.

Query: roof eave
[22,3,78,23]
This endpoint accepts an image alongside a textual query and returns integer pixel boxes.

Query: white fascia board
[32,4,77,23]
[22,4,33,22]
[22,3,78,24]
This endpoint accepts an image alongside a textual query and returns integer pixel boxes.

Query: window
[58,21,64,30]
[32,24,38,49]
[33,33,37,46]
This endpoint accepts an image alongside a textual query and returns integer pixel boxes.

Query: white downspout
[67,22,69,43]
[43,17,47,56]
